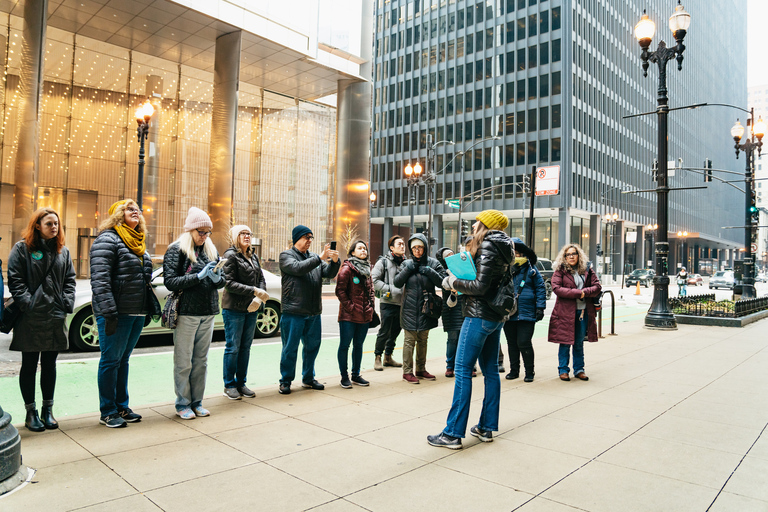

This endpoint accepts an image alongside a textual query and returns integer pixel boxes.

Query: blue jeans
[338,320,369,376]
[445,330,460,370]
[443,316,503,438]
[96,315,145,417]
[222,309,259,389]
[558,310,587,375]
[279,313,322,385]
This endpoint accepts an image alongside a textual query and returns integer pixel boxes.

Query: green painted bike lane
[0,305,649,424]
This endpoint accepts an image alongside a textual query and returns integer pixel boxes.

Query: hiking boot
[383,354,402,367]
[402,373,420,384]
[237,385,256,398]
[415,370,436,381]
[100,413,127,428]
[224,387,242,400]
[427,432,462,449]
[340,376,352,389]
[118,408,142,423]
[374,355,384,371]
[351,375,370,386]
[470,425,493,442]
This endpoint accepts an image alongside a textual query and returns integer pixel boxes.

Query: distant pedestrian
[676,267,688,296]
[7,208,76,432]
[548,243,601,382]
[163,207,224,420]
[335,240,375,388]
[278,225,340,394]
[435,247,465,378]
[221,225,270,400]
[501,238,546,383]
[393,233,445,384]
[90,200,161,428]
[371,235,406,371]
[427,210,514,449]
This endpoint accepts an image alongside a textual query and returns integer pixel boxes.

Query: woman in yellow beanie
[428,209,514,449]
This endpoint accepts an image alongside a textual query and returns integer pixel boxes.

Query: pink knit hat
[184,207,213,232]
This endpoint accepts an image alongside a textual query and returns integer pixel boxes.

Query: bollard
[0,404,22,495]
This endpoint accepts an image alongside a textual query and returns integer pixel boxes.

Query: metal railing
[597,290,617,338]
[669,294,768,318]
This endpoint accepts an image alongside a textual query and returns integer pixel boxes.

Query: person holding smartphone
[277,225,340,394]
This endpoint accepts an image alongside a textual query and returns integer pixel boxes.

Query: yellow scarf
[114,223,146,256]
[515,256,528,266]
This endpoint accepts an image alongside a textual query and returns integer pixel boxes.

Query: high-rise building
[748,83,767,270]
[0,0,372,274]
[370,0,747,277]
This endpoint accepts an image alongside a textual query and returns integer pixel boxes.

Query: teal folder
[444,251,477,281]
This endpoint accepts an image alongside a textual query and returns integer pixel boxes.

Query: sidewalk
[2,314,767,511]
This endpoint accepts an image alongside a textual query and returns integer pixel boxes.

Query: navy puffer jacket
[506,261,547,322]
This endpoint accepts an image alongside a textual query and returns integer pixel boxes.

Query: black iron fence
[670,294,768,318]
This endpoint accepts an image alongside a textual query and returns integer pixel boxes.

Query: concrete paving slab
[508,416,628,459]
[666,397,768,430]
[637,414,762,455]
[346,463,532,511]
[549,399,660,433]
[721,454,768,502]
[77,494,164,511]
[308,498,370,511]
[17,428,93,469]
[708,491,768,512]
[294,401,413,437]
[514,497,587,512]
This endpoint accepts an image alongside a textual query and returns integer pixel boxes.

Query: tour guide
[277,225,340,394]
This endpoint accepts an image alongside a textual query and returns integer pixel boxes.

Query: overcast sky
[748,0,767,86]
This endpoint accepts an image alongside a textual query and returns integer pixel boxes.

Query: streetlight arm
[434,136,501,177]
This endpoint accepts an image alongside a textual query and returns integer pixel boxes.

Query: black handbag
[369,310,381,328]
[421,290,442,319]
[1,246,54,334]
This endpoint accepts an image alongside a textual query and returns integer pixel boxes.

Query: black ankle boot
[25,403,45,432]
[41,399,59,430]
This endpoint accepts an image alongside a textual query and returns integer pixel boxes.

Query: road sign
[445,199,461,209]
[751,243,758,253]
[535,165,560,196]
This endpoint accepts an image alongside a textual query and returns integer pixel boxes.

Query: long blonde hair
[466,221,490,257]
[174,231,218,264]
[553,243,588,274]
[99,199,146,233]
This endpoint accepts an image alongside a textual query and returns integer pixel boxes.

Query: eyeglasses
[239,232,253,237]
[303,235,314,241]
[565,252,579,257]
[411,246,425,251]
[196,230,212,237]
[125,207,140,213]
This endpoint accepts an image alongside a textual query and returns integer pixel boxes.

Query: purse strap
[24,244,55,297]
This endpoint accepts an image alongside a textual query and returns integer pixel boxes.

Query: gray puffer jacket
[372,253,404,305]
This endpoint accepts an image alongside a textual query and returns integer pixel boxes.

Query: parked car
[65,267,282,352]
[687,273,703,286]
[755,274,767,283]
[626,268,656,288]
[709,271,734,290]
[535,257,554,299]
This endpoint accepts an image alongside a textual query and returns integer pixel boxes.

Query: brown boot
[374,355,383,371]
[383,354,402,367]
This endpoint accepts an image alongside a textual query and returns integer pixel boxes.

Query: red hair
[23,207,65,253]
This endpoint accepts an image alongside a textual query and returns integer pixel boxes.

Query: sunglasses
[196,230,212,237]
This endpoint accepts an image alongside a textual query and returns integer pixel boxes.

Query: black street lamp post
[404,161,423,233]
[634,2,691,330]
[605,213,619,281]
[135,100,155,210]
[730,113,765,299]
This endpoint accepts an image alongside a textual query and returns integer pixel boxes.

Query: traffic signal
[596,243,603,256]
[523,175,531,193]
[704,158,712,182]
[460,219,471,239]
[750,204,759,222]
[652,159,658,181]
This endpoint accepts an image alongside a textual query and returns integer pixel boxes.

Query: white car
[65,267,282,352]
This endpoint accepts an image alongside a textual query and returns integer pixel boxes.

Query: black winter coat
[90,229,160,319]
[8,240,76,352]
[454,231,515,323]
[436,247,464,332]
[393,233,446,331]
[221,246,267,312]
[163,242,224,317]
[279,247,340,316]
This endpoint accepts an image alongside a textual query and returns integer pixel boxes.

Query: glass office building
[0,0,370,274]
[371,0,747,276]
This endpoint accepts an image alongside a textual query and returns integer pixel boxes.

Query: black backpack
[489,265,528,319]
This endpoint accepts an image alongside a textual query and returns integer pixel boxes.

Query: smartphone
[213,257,226,272]
[330,241,337,251]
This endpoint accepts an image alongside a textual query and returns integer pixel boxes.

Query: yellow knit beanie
[476,209,509,231]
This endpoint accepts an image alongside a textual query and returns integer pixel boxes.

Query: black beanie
[292,225,313,245]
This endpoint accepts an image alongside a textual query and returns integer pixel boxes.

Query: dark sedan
[626,269,655,288]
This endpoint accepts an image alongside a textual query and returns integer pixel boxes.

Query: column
[208,31,241,251]
[589,214,600,270]
[558,207,570,255]
[12,0,48,243]
[636,225,645,270]
[432,214,443,255]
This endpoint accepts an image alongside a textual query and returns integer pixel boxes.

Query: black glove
[105,316,118,336]
[418,266,436,277]
[402,260,417,273]
[535,308,545,322]
[144,315,152,327]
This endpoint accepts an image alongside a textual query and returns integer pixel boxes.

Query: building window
[552,137,561,161]
[540,74,549,97]
[539,139,549,161]
[540,106,549,129]
[552,104,561,128]
[540,41,549,65]
[517,17,526,40]
[552,7,561,30]
[552,39,561,62]
[540,10,549,33]
[552,71,561,95]
[528,77,537,100]
[528,109,537,132]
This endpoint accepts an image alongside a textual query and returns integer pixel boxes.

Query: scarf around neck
[347,256,371,278]
[114,223,146,257]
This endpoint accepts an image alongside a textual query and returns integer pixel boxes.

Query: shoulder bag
[160,251,187,329]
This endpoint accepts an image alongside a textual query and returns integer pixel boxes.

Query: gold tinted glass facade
[0,17,336,274]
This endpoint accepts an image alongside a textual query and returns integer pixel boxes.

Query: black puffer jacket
[90,229,160,319]
[8,239,76,352]
[222,246,267,312]
[436,247,465,332]
[163,242,224,316]
[393,233,446,331]
[454,231,515,322]
[279,247,340,316]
